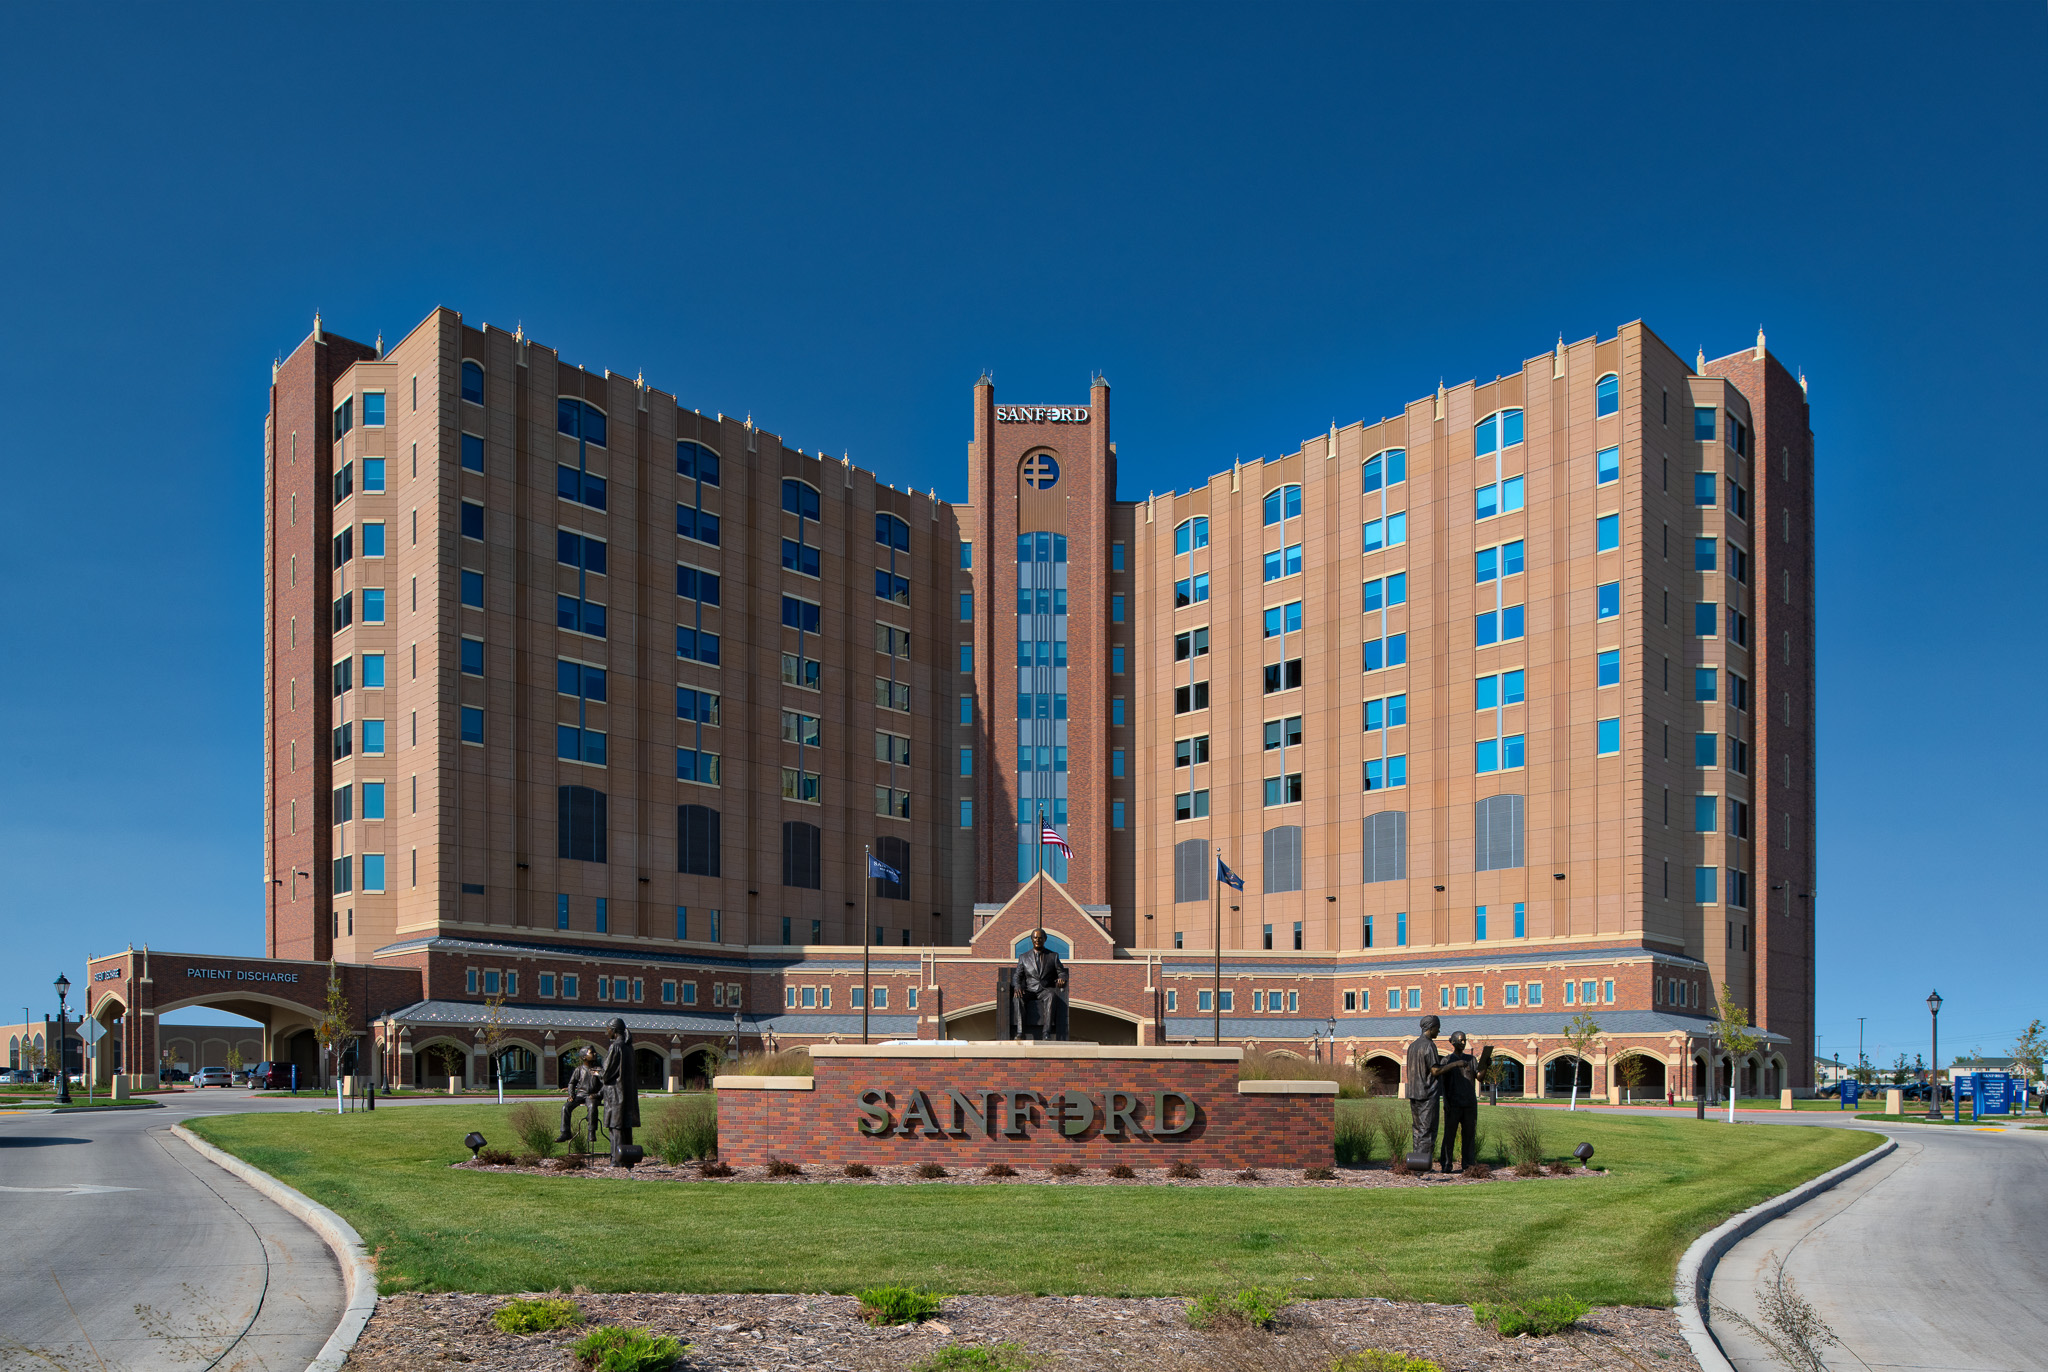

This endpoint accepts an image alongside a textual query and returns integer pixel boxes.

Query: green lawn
[190,1101,1873,1306]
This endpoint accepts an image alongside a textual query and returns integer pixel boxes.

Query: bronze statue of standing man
[597,1017,639,1165]
[1402,1014,1443,1165]
[1014,930,1068,1040]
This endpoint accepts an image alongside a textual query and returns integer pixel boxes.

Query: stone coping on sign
[805,1042,1245,1062]
[712,1075,815,1091]
[1236,1079,1341,1095]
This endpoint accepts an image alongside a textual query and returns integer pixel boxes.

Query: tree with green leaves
[313,961,351,1109]
[1714,983,1764,1123]
[1616,1049,1651,1104]
[1560,1012,1602,1111]
[225,1046,244,1078]
[1889,1053,1911,1086]
[479,991,510,1105]
[2011,1020,2045,1107]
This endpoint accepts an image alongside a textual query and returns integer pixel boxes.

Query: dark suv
[249,1061,282,1089]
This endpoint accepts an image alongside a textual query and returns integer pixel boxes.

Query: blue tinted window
[1597,718,1620,756]
[460,570,483,607]
[1696,536,1718,570]
[361,652,385,688]
[1476,546,1497,583]
[876,513,910,551]
[1475,674,1497,710]
[461,433,484,471]
[1113,697,1125,726]
[1696,866,1718,903]
[1598,649,1620,687]
[1695,732,1718,767]
[1696,795,1718,832]
[1476,738,1498,773]
[1502,409,1524,446]
[1503,669,1524,704]
[461,638,484,675]
[1695,667,1718,701]
[362,393,385,427]
[1694,406,1717,441]
[1694,472,1717,506]
[959,643,973,673]
[1475,414,1496,454]
[1597,513,1619,552]
[1597,582,1620,619]
[362,522,385,558]
[782,480,821,519]
[362,458,384,492]
[461,706,483,744]
[461,501,483,540]
[461,361,483,405]
[959,748,973,777]
[781,596,822,633]
[1596,374,1619,417]
[1597,446,1620,484]
[676,440,720,485]
[1696,602,1718,636]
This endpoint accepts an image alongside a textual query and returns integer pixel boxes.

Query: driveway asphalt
[0,1090,346,1372]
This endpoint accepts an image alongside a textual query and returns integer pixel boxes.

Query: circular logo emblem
[1021,453,1060,490]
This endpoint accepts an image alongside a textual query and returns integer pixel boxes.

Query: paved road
[0,1091,343,1372]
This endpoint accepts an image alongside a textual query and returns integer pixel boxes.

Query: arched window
[1362,450,1407,492]
[676,440,721,486]
[556,398,607,447]
[875,512,910,552]
[875,836,910,900]
[678,804,720,877]
[1475,408,1525,458]
[1363,811,1407,883]
[782,821,822,889]
[1011,931,1072,958]
[1173,838,1208,904]
[1475,794,1525,871]
[781,479,820,520]
[1596,373,1619,417]
[559,786,607,863]
[1262,484,1302,525]
[1174,517,1210,554]
[460,360,484,405]
[1263,825,1303,893]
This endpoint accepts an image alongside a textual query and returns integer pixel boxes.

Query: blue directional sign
[1972,1072,2013,1116]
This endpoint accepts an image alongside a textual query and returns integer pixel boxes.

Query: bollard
[449,1075,461,1096]
[367,1083,376,1111]
[1780,1088,1794,1110]
[1885,1088,1901,1115]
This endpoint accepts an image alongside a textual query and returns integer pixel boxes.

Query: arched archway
[496,1044,539,1089]
[679,1046,720,1088]
[1489,1054,1527,1098]
[1611,1051,1666,1102]
[634,1046,666,1090]
[1359,1054,1401,1095]
[414,1038,468,1087]
[1543,1053,1593,1097]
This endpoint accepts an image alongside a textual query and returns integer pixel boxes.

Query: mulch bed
[343,1291,1699,1371]
[453,1158,1602,1189]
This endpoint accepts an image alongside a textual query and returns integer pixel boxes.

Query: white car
[194,1066,234,1088]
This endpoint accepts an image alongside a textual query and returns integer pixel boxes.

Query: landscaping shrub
[508,1102,559,1159]
[697,1159,734,1178]
[1187,1286,1293,1330]
[475,1147,517,1166]
[493,1296,581,1334]
[1364,1097,1408,1163]
[551,1152,587,1171]
[915,1162,949,1179]
[570,1120,591,1157]
[1330,1352,1444,1372]
[1235,1168,1261,1182]
[1048,1162,1083,1177]
[1513,1160,1540,1178]
[911,1342,1034,1372]
[1303,1166,1335,1180]
[720,1048,813,1077]
[570,1324,682,1371]
[643,1093,718,1165]
[765,1157,803,1177]
[1335,1108,1373,1164]
[843,1162,876,1177]
[1548,1161,1574,1176]
[1167,1160,1202,1180]
[1106,1163,1135,1179]
[1472,1295,1590,1337]
[1241,1049,1369,1099]
[983,1162,1018,1177]
[1499,1109,1547,1171]
[858,1285,943,1325]
[1388,1156,1412,1177]
[516,1153,542,1168]
[1462,1163,1493,1179]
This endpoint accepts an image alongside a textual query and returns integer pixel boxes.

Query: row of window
[785,983,920,1010]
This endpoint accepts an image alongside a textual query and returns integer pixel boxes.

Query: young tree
[1561,1012,1602,1111]
[225,1046,244,1078]
[478,991,510,1105]
[1617,1050,1651,1104]
[2011,1020,2045,1107]
[313,961,351,1112]
[1715,983,1764,1124]
[1889,1053,1910,1086]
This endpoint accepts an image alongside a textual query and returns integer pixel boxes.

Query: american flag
[1040,825,1072,858]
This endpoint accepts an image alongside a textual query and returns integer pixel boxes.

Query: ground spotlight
[1573,1142,1594,1164]
[464,1132,487,1159]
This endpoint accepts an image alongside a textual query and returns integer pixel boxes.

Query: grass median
[188,1101,1873,1306]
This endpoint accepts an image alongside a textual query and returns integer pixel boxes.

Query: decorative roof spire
[635,369,645,390]
[514,321,524,343]
[1696,347,1706,373]
[374,332,383,357]
[313,311,322,342]
[1755,326,1766,360]
[1798,370,1808,396]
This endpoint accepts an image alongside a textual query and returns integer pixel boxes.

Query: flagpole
[862,843,872,1045]
[1212,846,1222,1045]
[1036,799,1045,940]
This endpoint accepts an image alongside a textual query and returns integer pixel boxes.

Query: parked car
[249,1061,281,1089]
[231,1068,252,1085]
[0,1069,34,1085]
[195,1066,233,1088]
[158,1067,189,1083]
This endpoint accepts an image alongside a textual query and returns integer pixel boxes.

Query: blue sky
[1,6,2040,1061]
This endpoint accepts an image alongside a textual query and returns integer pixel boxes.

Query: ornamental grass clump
[1472,1295,1590,1337]
[697,1159,734,1178]
[507,1102,559,1160]
[1234,1167,1261,1182]
[1334,1109,1373,1165]
[1106,1163,1136,1179]
[1330,1352,1444,1372]
[858,1285,943,1325]
[915,1162,949,1179]
[1167,1160,1202,1180]
[843,1162,876,1178]
[765,1157,803,1177]
[1240,1049,1370,1099]
[720,1048,813,1077]
[550,1152,587,1172]
[1303,1165,1335,1180]
[1499,1109,1548,1172]
[911,1342,1034,1372]
[570,1324,683,1372]
[492,1296,582,1335]
[475,1147,517,1166]
[983,1162,1018,1178]
[1365,1097,1408,1163]
[1187,1286,1293,1331]
[1048,1161,1083,1178]
[644,1093,718,1165]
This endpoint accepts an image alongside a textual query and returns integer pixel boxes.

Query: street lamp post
[1926,990,1942,1121]
[53,974,72,1105]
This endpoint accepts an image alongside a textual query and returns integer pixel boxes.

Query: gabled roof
[969,874,1121,959]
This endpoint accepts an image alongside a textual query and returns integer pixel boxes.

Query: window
[557,724,606,765]
[875,730,910,765]
[1597,582,1620,619]
[558,785,607,863]
[1174,517,1210,553]
[332,657,353,697]
[554,593,605,638]
[1262,544,1303,581]
[457,499,486,542]
[1174,573,1212,606]
[1596,513,1619,552]
[874,677,909,711]
[333,396,354,442]
[1112,800,1125,829]
[669,623,719,664]
[782,821,822,889]
[1696,865,1718,903]
[1174,735,1211,766]
[1263,484,1302,524]
[1475,408,1525,456]
[1474,735,1525,773]
[1474,475,1525,519]
[1175,628,1210,660]
[875,570,910,605]
[674,439,720,487]
[1475,794,1525,871]
[1475,541,1524,582]
[1263,774,1303,806]
[1695,536,1718,571]
[1596,372,1619,417]
[1362,632,1408,671]
[1112,645,1125,674]
[1505,983,1520,1006]
[1110,542,1123,570]
[1696,732,1719,767]
[1695,794,1718,833]
[1112,747,1126,777]
[780,538,820,577]
[781,710,822,747]
[1695,666,1719,702]
[1362,513,1407,552]
[1262,658,1304,694]
[556,397,607,445]
[1361,449,1407,490]
[1113,697,1125,726]
[874,836,911,900]
[781,767,821,802]
[460,706,483,745]
[461,432,484,472]
[1474,670,1525,709]
[676,499,719,544]
[362,522,386,558]
[1362,573,1407,609]
[1474,605,1525,645]
[1694,406,1717,442]
[1363,755,1407,790]
[1695,602,1718,636]
[1694,471,1717,506]
[778,596,822,635]
[1597,446,1620,485]
[1513,901,1526,938]
[357,587,384,624]
[364,457,384,492]
[1110,594,1123,624]
[959,747,973,777]
[1597,718,1621,756]
[460,361,484,404]
[1174,790,1210,820]
[332,783,353,823]
[959,643,973,673]
[1363,694,1408,730]
[1729,543,1750,584]
[678,804,720,876]
[1598,650,1620,687]
[874,512,910,552]
[361,781,385,820]
[1174,681,1211,713]
[1262,716,1303,750]
[555,464,606,511]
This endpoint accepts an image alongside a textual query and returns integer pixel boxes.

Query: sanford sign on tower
[994,406,1090,423]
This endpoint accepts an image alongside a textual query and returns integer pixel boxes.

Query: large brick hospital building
[87,309,1816,1100]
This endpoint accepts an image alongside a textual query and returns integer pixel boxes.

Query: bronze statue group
[1401,1015,1492,1172]
[557,1016,641,1165]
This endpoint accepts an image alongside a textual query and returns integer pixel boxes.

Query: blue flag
[1217,857,1245,891]
[868,855,902,883]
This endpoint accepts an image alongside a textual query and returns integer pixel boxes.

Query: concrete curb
[1672,1133,1897,1372]
[172,1123,377,1372]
